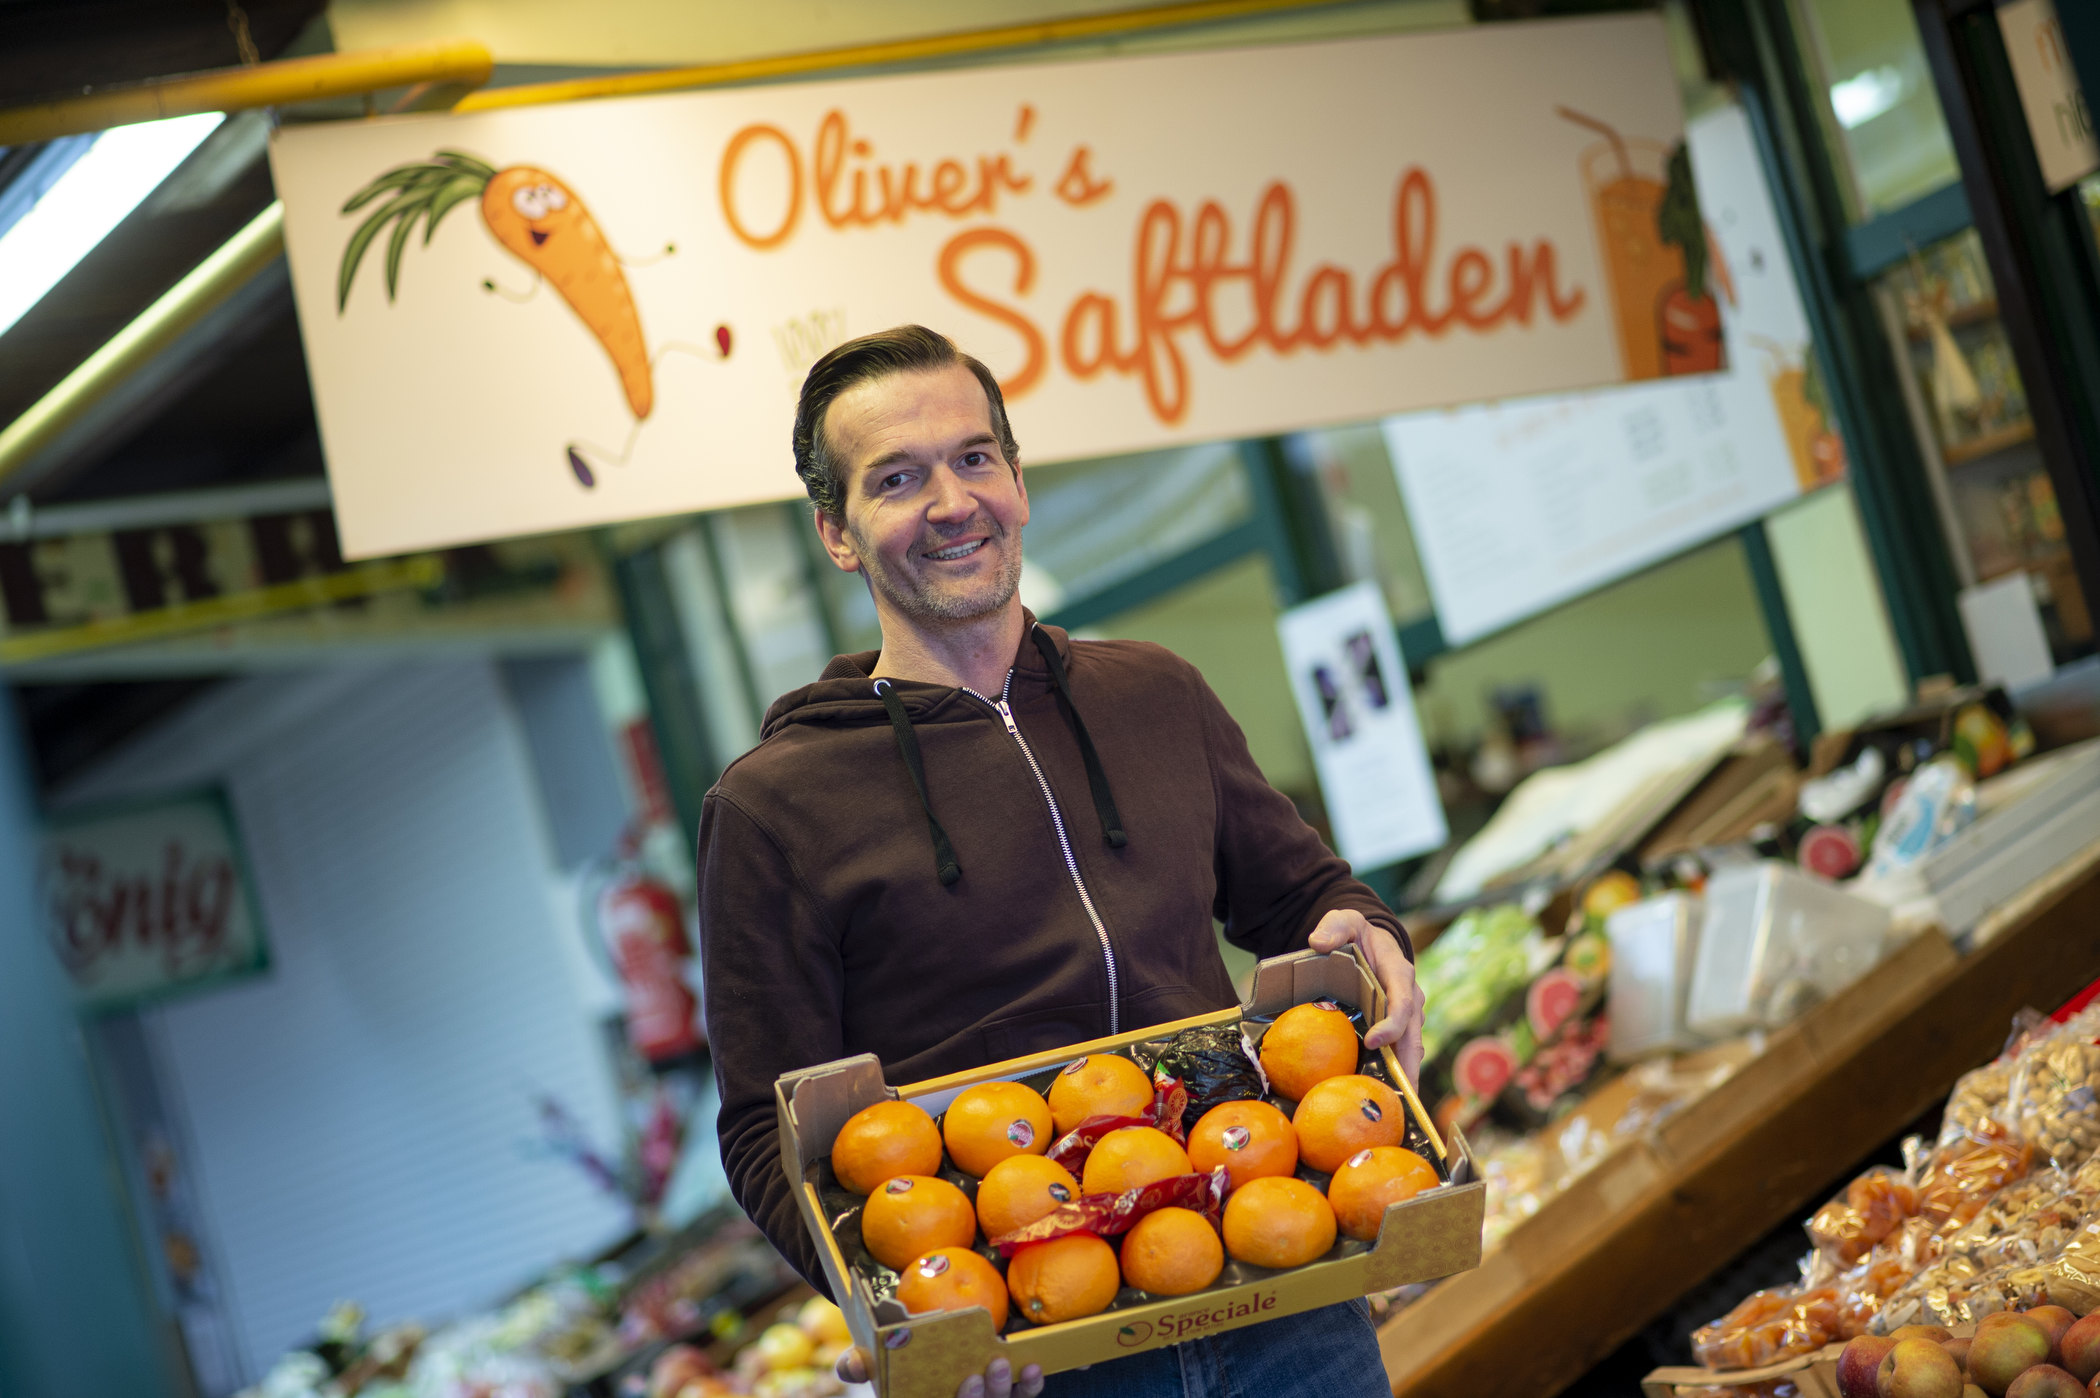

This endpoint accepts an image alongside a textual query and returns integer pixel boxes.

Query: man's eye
[960,451,989,468]
[881,472,910,490]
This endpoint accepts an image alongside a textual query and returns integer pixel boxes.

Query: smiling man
[696,325,1423,1398]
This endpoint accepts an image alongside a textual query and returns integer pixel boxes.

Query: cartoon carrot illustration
[337,151,654,419]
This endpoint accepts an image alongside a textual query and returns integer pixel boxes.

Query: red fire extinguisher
[592,830,704,1067]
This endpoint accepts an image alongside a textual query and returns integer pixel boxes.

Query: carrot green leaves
[337,151,497,311]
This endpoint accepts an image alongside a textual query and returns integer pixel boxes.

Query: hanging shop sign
[1276,581,1447,870]
[1381,103,1839,647]
[1999,0,2100,194]
[39,790,269,1011]
[268,13,1695,559]
[0,506,614,672]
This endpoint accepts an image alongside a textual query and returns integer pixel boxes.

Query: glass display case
[1874,228,2092,659]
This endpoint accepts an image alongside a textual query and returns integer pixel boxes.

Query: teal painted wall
[0,692,171,1398]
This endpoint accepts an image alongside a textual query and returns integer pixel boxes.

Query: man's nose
[924,465,973,522]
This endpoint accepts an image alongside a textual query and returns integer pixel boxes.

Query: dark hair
[792,325,1021,521]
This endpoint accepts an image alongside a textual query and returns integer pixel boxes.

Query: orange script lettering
[721,108,1034,250]
[1055,168,1586,423]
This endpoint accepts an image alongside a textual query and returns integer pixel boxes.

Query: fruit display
[807,992,1453,1347]
[1418,895,1617,1136]
[226,1221,817,1398]
[1686,1003,2100,1382]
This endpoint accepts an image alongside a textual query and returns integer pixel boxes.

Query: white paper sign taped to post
[1277,581,1447,870]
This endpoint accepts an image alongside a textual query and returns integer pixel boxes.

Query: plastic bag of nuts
[2008,1032,2100,1169]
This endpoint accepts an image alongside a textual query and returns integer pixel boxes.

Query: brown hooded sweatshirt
[697,615,1409,1289]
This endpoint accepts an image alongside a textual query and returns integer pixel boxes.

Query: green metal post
[1692,0,1975,685]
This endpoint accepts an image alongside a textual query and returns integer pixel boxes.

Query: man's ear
[812,507,862,573]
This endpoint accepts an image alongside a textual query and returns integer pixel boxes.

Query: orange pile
[1047,1054,1155,1134]
[1120,1206,1224,1296]
[1187,1100,1297,1191]
[943,1081,1054,1178]
[1327,1146,1437,1241]
[859,1175,976,1271]
[1259,1002,1360,1102]
[1007,1232,1121,1323]
[1080,1126,1191,1196]
[1222,1176,1336,1269]
[831,1099,944,1196]
[897,1247,1010,1330]
[1293,1074,1405,1173]
[975,1154,1079,1240]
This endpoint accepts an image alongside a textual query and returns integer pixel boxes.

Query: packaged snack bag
[1807,1167,1920,1267]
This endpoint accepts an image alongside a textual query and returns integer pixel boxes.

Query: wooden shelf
[1379,850,2100,1398]
[1906,299,2002,341]
[1942,419,2036,467]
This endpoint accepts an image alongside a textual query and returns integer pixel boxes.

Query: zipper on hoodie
[962,670,1121,1035]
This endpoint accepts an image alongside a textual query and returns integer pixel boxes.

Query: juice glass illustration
[1578,136,1683,382]
[1759,340,1848,490]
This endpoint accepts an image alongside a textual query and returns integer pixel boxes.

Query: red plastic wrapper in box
[989,1168,1228,1256]
[1044,1076,1190,1173]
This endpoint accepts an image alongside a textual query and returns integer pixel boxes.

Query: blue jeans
[1039,1300,1389,1398]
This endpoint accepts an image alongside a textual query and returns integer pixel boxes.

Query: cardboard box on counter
[1642,1340,1844,1398]
[774,950,1484,1398]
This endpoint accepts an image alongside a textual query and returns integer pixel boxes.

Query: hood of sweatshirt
[757,611,1070,738]
[754,614,1122,890]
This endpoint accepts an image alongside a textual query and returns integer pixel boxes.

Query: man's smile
[923,538,988,562]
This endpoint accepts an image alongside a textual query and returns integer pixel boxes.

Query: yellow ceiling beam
[456,0,1341,110]
[0,39,494,146]
[0,203,285,494]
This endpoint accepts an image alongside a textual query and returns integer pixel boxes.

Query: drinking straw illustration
[1556,105,1630,179]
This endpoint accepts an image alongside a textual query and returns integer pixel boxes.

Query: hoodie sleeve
[696,787,843,1295]
[1194,663,1413,964]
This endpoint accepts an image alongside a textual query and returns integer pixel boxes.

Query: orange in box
[774,949,1486,1397]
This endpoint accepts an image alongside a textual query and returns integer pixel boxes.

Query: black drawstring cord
[1031,628,1128,849]
[874,679,963,887]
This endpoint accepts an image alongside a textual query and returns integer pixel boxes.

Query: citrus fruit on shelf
[1007,1232,1122,1324]
[1292,1074,1405,1173]
[1222,1175,1337,1269]
[1259,1001,1360,1102]
[754,1322,815,1370]
[1582,870,1642,921]
[1120,1206,1225,1296]
[1080,1125,1192,1196]
[1187,1099,1298,1191]
[896,1246,1010,1331]
[859,1174,977,1271]
[943,1081,1054,1178]
[830,1099,945,1195]
[1047,1054,1155,1135]
[797,1295,853,1346]
[1326,1145,1439,1241]
[976,1154,1080,1239]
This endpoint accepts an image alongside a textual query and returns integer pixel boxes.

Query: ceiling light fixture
[0,111,225,339]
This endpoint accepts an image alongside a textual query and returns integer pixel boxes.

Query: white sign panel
[1382,104,1838,646]
[270,14,1692,558]
[1277,581,1447,869]
[2000,0,2100,194]
[39,790,268,1010]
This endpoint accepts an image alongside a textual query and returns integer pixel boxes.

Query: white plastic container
[1685,862,1890,1038]
[1606,892,1704,1061]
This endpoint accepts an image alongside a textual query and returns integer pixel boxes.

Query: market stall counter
[1377,847,2100,1398]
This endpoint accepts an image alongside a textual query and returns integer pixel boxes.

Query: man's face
[814,364,1029,631]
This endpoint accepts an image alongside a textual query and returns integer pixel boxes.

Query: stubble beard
[852,515,1024,626]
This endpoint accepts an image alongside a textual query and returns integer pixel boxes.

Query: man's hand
[835,1347,1042,1398]
[1308,909,1425,1089]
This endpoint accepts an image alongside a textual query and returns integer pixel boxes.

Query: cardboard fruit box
[774,949,1486,1397]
